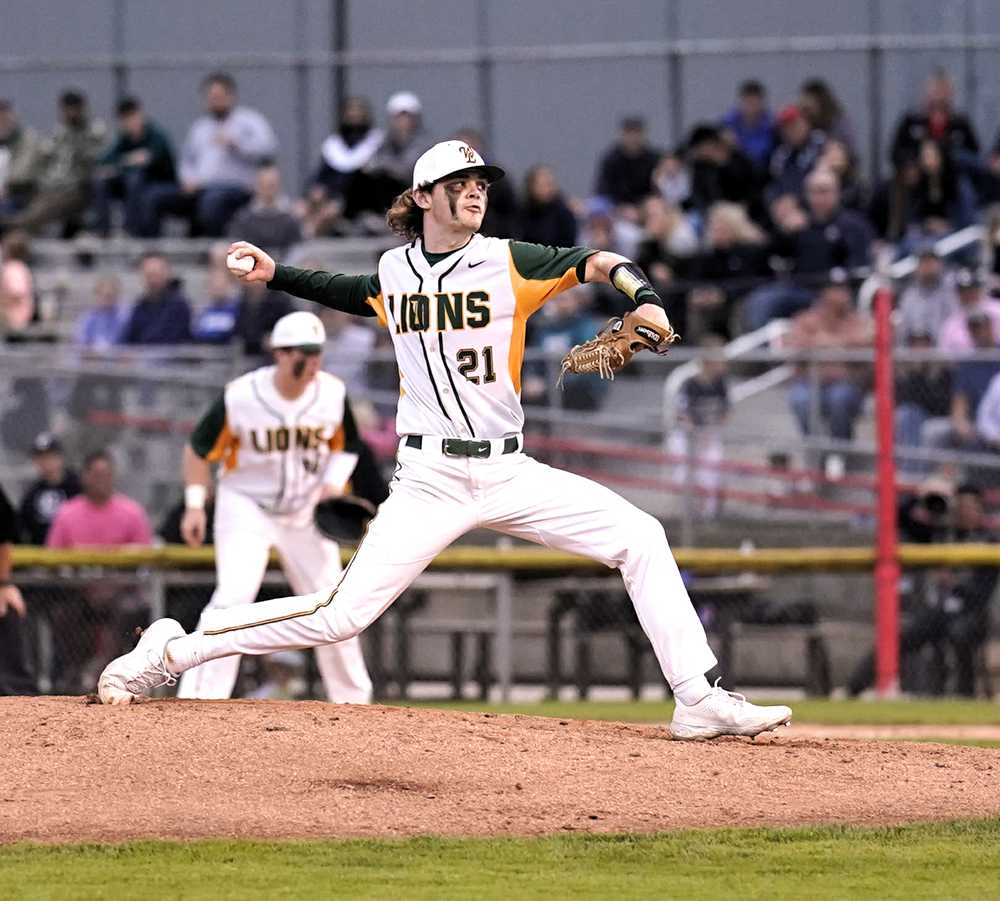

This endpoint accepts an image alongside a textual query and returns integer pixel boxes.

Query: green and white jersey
[269,235,595,439]
[189,365,361,515]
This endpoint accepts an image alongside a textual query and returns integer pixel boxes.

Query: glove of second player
[559,310,679,381]
[313,495,378,544]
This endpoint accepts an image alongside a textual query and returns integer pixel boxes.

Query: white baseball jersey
[190,366,359,515]
[268,234,595,439]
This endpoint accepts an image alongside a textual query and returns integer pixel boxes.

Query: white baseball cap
[411,140,505,191]
[386,91,422,117]
[270,311,326,349]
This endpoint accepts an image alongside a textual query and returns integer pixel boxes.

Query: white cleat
[670,681,792,741]
[97,618,185,705]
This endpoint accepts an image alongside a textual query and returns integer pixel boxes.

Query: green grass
[410,697,1000,727]
[4,820,999,901]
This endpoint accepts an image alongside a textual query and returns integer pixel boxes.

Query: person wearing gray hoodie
[144,72,277,237]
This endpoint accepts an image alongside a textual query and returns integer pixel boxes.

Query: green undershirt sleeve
[268,264,381,317]
[189,394,228,458]
[508,241,598,285]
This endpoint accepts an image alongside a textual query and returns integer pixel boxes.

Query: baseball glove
[559,310,679,381]
[313,495,378,544]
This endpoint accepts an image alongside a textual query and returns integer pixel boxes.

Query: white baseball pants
[176,484,372,703]
[167,441,717,688]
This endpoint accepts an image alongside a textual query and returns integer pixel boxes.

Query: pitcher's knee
[316,601,368,643]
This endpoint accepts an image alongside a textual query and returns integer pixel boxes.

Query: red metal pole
[873,286,900,696]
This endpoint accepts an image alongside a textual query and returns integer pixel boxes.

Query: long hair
[386,188,424,241]
[800,78,843,131]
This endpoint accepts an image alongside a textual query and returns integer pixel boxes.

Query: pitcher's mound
[2,697,998,843]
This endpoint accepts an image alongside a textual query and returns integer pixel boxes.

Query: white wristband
[185,484,207,511]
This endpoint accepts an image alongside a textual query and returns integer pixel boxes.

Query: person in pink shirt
[938,268,1000,354]
[46,449,152,548]
[45,449,151,692]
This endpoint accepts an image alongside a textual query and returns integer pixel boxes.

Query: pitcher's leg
[164,466,477,675]
[277,522,373,704]
[177,492,273,699]
[484,457,717,687]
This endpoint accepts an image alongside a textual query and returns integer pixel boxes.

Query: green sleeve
[190,394,228,459]
[268,264,381,318]
[509,242,598,285]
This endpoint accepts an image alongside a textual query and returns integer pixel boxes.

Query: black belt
[405,435,519,458]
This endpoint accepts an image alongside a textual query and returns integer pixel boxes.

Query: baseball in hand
[226,251,255,275]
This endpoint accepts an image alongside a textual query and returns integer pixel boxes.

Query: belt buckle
[442,438,490,458]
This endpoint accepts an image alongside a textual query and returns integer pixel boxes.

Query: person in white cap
[101,141,792,741]
[352,91,426,230]
[171,310,375,703]
[376,92,424,183]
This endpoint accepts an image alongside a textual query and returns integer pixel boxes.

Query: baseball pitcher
[177,310,372,702]
[101,141,792,740]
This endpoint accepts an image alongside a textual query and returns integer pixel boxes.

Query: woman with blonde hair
[705,202,766,246]
[683,202,771,339]
[632,195,698,331]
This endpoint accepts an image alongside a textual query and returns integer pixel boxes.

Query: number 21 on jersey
[456,346,497,384]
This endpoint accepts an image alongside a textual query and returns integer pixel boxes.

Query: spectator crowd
[3,66,1000,475]
[0,68,998,339]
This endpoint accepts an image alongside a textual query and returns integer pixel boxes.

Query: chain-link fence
[4,548,996,701]
[886,348,1000,698]
[0,344,234,518]
[0,564,849,700]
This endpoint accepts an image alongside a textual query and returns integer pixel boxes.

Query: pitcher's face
[421,175,489,234]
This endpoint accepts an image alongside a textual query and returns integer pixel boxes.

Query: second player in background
[177,310,385,701]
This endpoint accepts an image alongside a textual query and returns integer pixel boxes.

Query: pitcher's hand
[227,241,276,283]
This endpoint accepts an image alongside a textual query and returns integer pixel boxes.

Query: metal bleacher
[27,236,391,331]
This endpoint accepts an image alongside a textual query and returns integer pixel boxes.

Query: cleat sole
[670,714,792,742]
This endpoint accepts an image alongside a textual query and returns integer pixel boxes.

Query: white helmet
[270,311,326,349]
[411,140,505,191]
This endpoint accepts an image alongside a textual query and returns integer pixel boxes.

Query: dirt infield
[2,697,999,844]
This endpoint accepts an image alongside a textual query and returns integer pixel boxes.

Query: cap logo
[460,144,476,163]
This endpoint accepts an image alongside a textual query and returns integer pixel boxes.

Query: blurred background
[2,0,1000,704]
